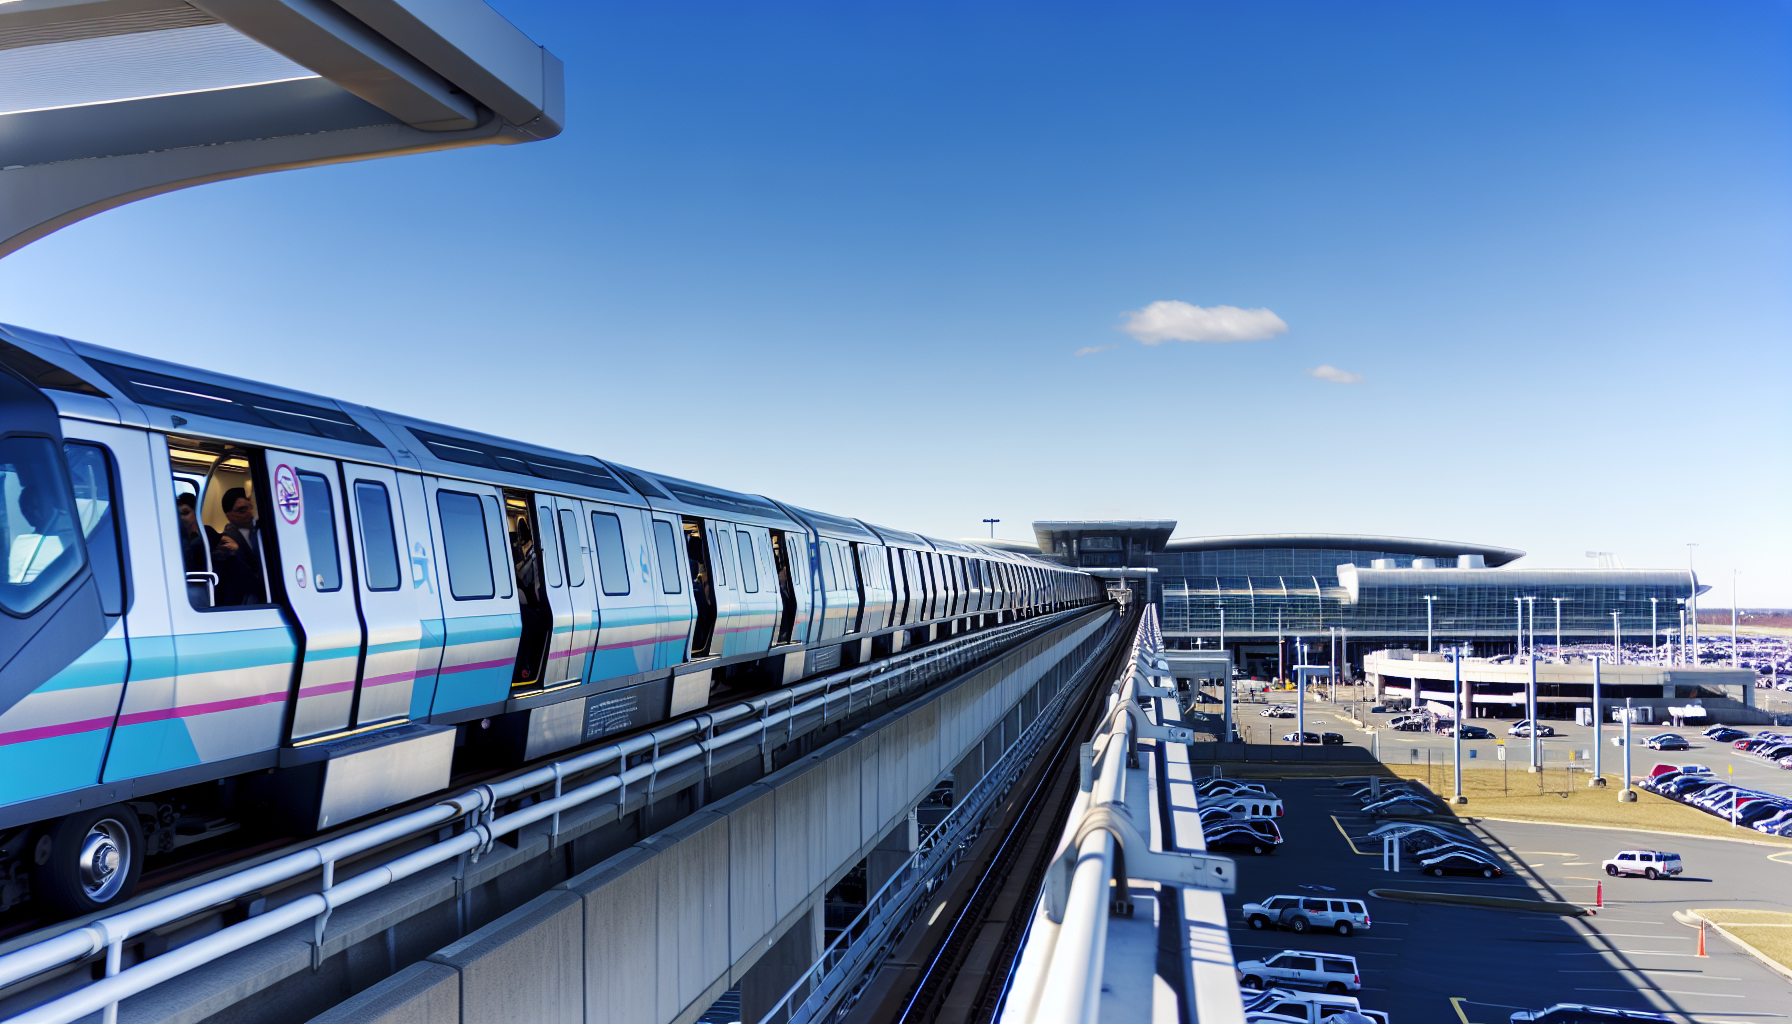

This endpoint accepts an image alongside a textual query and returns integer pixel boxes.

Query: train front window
[64,442,125,615]
[0,436,84,616]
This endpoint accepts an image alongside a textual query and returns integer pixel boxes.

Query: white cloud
[1118,300,1288,344]
[1307,364,1364,384]
[1074,345,1114,357]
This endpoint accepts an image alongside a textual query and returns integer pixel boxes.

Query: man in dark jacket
[215,487,266,605]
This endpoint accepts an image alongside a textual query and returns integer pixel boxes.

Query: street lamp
[1524,596,1539,660]
[1514,596,1524,660]
[982,518,999,538]
[1552,597,1569,659]
[1422,595,1438,652]
[1649,597,1660,665]
[1451,652,1466,804]
[1688,543,1700,665]
[1589,655,1606,787]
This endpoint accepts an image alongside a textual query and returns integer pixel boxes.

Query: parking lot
[1216,775,1792,1021]
[1228,691,1792,803]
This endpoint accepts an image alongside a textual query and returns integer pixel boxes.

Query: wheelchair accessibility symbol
[273,464,302,524]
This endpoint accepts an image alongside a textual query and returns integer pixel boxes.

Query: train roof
[776,503,882,543]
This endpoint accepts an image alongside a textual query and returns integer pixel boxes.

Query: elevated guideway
[0,605,1117,1024]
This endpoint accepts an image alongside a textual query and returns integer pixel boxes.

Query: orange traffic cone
[1697,920,1707,958]
[1595,883,1602,907]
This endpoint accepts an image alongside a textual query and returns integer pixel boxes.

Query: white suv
[1242,895,1372,935]
[1601,850,1682,879]
[1242,987,1388,1023]
[1236,950,1361,993]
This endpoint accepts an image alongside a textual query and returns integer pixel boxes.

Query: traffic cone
[1595,882,1602,907]
[1697,920,1707,958]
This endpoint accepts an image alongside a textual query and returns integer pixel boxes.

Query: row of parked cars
[1197,777,1286,855]
[1726,726,1792,769]
[1639,760,1792,836]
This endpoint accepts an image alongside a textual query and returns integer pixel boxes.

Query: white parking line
[1574,988,1745,998]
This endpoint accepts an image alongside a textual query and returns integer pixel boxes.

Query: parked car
[1283,732,1322,745]
[1732,798,1792,826]
[1199,778,1270,796]
[1392,719,1430,732]
[1443,724,1493,739]
[1703,726,1746,742]
[1207,794,1285,818]
[1510,1004,1670,1023]
[1206,826,1278,856]
[1235,950,1361,993]
[1421,852,1504,877]
[1322,732,1345,745]
[1261,707,1296,718]
[1645,733,1689,751]
[1601,850,1682,879]
[1241,895,1373,935]
[1645,765,1681,779]
[1508,720,1555,737]
[1752,807,1792,833]
[1364,793,1435,815]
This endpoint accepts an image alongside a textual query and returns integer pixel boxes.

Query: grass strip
[1368,888,1591,916]
[1691,908,1792,981]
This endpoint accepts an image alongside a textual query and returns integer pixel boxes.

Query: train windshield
[1,435,86,615]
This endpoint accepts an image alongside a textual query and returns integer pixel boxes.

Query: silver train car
[0,324,1100,915]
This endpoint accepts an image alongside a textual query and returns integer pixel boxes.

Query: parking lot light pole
[1451,653,1466,803]
[1650,597,1659,665]
[1612,610,1622,665]
[1528,655,1541,773]
[1423,595,1438,652]
[1515,597,1524,660]
[1589,656,1606,786]
[1524,596,1538,660]
[1553,597,1567,660]
[1619,697,1637,802]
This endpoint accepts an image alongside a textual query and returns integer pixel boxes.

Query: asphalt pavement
[1217,776,1792,1022]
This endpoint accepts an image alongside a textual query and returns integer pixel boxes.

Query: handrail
[998,606,1235,1024]
[0,607,1100,1024]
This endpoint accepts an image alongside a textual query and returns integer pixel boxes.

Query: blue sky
[2,1,1787,601]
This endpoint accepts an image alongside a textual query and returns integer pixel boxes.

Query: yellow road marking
[1512,851,1576,856]
[1450,997,1480,1024]
[1768,850,1792,865]
[1331,815,1379,856]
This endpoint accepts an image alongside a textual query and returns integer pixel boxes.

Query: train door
[546,497,598,686]
[341,465,431,726]
[506,493,560,688]
[647,514,693,668]
[583,502,655,680]
[732,524,775,654]
[261,450,367,740]
[770,530,799,644]
[680,517,717,658]
[707,519,747,656]
[106,437,295,783]
[421,478,520,716]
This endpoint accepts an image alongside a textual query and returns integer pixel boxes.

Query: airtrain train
[0,323,1101,916]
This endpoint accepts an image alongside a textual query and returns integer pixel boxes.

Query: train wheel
[37,805,143,914]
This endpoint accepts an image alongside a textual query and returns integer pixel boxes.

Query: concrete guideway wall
[309,607,1116,1024]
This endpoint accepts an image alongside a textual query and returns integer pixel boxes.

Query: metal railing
[755,611,1128,1024]
[998,605,1236,1024]
[0,607,1101,1024]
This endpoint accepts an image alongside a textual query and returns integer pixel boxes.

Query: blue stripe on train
[430,613,521,715]
[0,638,129,804]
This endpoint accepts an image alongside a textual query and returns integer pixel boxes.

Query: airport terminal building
[996,522,1705,680]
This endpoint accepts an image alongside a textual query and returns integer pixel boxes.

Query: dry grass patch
[1384,766,1792,845]
[1694,909,1792,975]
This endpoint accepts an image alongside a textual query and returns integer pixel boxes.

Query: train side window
[591,511,629,596]
[735,530,759,593]
[296,472,341,591]
[481,495,513,599]
[64,442,125,615]
[652,519,682,593]
[437,490,493,600]
[819,542,836,591]
[0,436,86,616]
[711,527,728,586]
[353,481,402,591]
[558,509,586,587]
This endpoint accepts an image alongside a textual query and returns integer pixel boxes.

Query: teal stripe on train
[430,613,520,715]
[0,639,128,804]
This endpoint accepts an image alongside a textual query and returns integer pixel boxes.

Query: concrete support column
[867,810,919,897]
[739,904,824,1024]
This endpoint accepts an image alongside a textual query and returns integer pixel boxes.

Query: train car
[0,325,1101,916]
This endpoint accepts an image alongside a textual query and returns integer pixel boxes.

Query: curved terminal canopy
[0,0,564,256]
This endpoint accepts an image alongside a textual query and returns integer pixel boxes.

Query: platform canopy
[0,0,564,257]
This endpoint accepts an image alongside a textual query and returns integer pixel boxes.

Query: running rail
[998,606,1238,1024]
[0,608,1095,1024]
[754,611,1130,1024]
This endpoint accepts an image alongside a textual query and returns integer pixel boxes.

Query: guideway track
[859,606,1143,1024]
[0,607,1105,1024]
